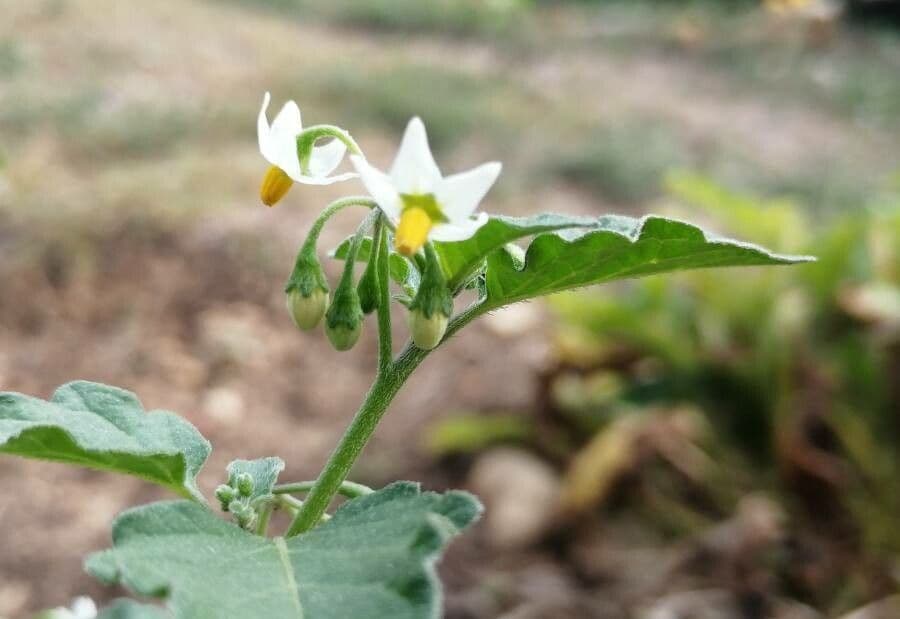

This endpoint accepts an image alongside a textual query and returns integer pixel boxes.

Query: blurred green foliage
[225,0,529,35]
[550,121,685,204]
[425,413,533,456]
[549,171,899,563]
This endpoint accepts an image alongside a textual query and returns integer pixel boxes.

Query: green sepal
[325,281,364,351]
[285,251,328,298]
[357,251,380,314]
[409,245,452,320]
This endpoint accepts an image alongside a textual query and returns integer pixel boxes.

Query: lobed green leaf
[0,381,210,501]
[482,215,814,308]
[433,213,597,290]
[87,482,481,619]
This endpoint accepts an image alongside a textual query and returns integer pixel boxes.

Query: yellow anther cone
[395,207,433,256]
[260,165,294,207]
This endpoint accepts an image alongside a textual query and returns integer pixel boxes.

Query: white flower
[350,117,501,256]
[257,92,355,205]
[44,596,97,619]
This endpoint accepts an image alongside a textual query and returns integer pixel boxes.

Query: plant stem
[284,299,487,537]
[273,480,373,499]
[339,209,378,282]
[298,196,376,257]
[374,215,393,374]
[255,500,274,536]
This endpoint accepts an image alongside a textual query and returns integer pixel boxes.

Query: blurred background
[1,0,899,617]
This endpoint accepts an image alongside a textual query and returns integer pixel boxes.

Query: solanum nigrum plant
[1,93,813,619]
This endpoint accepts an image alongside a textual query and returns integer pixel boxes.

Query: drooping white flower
[43,596,97,619]
[350,117,501,256]
[257,92,356,206]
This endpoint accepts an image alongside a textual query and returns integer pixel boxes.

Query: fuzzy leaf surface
[482,215,813,307]
[96,600,170,619]
[434,213,596,289]
[86,482,481,619]
[0,381,210,501]
[226,456,285,503]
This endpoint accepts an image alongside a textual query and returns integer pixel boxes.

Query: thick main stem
[285,348,425,536]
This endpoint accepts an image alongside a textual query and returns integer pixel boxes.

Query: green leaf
[87,482,481,619]
[226,456,285,502]
[96,600,170,619]
[0,381,210,501]
[482,215,814,308]
[434,213,596,290]
[331,236,421,296]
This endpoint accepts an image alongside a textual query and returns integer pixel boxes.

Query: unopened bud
[408,308,449,350]
[325,284,363,351]
[215,484,236,509]
[357,259,379,315]
[408,244,452,350]
[325,322,362,351]
[235,473,254,497]
[287,288,328,330]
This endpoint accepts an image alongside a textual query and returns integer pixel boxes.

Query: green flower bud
[357,257,379,315]
[235,473,254,497]
[326,322,362,351]
[408,244,452,350]
[287,288,328,330]
[325,282,363,351]
[285,250,329,330]
[215,484,236,509]
[228,499,257,529]
[408,308,449,350]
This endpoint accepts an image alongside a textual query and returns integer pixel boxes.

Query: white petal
[307,138,347,177]
[430,212,489,242]
[271,100,302,138]
[71,597,97,619]
[351,155,401,219]
[390,117,441,195]
[297,171,358,185]
[258,93,303,178]
[276,137,303,181]
[258,92,276,163]
[435,161,501,221]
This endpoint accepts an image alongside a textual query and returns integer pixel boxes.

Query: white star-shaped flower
[258,92,355,206]
[350,117,501,256]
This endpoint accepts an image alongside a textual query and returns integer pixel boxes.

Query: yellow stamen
[395,207,433,256]
[259,165,294,207]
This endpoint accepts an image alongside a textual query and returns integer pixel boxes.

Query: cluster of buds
[215,472,258,530]
[258,94,501,352]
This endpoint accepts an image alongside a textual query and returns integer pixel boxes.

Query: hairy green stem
[255,500,274,536]
[273,480,373,499]
[285,299,487,537]
[374,216,393,374]
[340,210,378,282]
[298,196,376,258]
